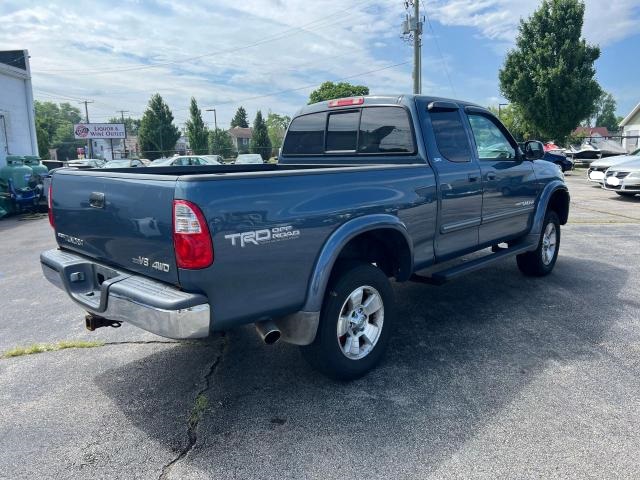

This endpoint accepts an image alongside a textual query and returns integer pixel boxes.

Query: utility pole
[206,108,218,130]
[402,1,423,94]
[117,110,129,158]
[79,100,94,158]
[413,0,421,95]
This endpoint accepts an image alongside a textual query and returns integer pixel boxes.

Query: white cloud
[425,0,640,46]
[0,0,416,126]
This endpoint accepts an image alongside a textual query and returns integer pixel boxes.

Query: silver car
[587,148,640,184]
[602,157,640,197]
[235,153,263,164]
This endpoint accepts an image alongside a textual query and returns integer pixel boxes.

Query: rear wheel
[517,211,560,277]
[300,262,394,380]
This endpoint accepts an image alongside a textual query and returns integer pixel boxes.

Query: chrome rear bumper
[40,249,210,339]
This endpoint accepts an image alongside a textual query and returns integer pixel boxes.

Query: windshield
[103,160,130,167]
[151,158,176,166]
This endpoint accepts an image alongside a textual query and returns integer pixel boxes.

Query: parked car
[42,94,569,380]
[102,159,145,168]
[587,148,640,184]
[201,155,224,164]
[602,157,640,197]
[66,158,106,169]
[151,155,217,166]
[519,143,573,172]
[235,153,263,164]
[542,151,573,172]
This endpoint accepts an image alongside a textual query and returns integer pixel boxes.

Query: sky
[1,0,639,129]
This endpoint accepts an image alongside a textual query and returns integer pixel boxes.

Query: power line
[37,0,375,75]
[422,1,456,97]
[176,60,411,111]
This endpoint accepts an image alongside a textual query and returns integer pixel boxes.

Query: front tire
[300,262,395,380]
[517,211,560,277]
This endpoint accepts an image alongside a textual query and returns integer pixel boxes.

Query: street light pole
[206,108,218,130]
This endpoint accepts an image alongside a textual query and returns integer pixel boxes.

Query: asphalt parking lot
[1,171,640,479]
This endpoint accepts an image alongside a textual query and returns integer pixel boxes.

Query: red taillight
[173,200,213,269]
[48,183,54,228]
[328,97,364,108]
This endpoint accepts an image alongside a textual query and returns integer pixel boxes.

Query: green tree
[250,110,272,160]
[208,128,234,157]
[34,100,85,160]
[230,106,249,128]
[308,81,369,104]
[36,122,49,158]
[488,104,541,141]
[185,97,209,154]
[593,92,619,132]
[108,116,141,136]
[499,0,601,142]
[265,112,290,155]
[138,94,181,160]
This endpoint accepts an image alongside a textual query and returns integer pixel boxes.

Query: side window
[467,114,516,160]
[282,112,326,155]
[326,111,359,152]
[429,110,473,162]
[358,107,414,153]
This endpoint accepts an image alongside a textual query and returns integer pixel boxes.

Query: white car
[201,155,223,164]
[151,155,218,166]
[602,157,640,197]
[235,153,263,164]
[587,148,640,184]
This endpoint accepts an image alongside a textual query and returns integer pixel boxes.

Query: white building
[620,102,640,152]
[0,49,38,167]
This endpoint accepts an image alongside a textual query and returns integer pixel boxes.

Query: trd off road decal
[225,225,300,248]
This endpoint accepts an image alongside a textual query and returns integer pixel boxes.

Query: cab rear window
[282,112,326,155]
[282,106,414,156]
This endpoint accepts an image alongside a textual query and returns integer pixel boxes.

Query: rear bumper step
[40,249,210,339]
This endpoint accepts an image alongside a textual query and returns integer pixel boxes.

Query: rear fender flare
[303,214,413,313]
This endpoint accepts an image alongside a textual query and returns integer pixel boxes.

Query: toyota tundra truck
[41,95,569,379]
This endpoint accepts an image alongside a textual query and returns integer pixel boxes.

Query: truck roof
[297,94,482,116]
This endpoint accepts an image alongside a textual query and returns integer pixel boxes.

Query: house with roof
[228,127,252,153]
[572,126,611,139]
[619,102,640,152]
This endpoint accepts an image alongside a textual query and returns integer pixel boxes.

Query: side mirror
[524,140,544,160]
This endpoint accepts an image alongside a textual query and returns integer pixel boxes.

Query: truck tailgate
[51,171,180,285]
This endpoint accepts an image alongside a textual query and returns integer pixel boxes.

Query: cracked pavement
[1,172,640,479]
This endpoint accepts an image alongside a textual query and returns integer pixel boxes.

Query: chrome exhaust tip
[255,320,281,345]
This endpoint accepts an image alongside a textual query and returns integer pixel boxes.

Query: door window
[467,114,516,160]
[429,110,473,163]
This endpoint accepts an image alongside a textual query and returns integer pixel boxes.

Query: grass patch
[189,393,209,429]
[2,340,105,358]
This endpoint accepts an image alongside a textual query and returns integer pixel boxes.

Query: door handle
[486,172,497,181]
[468,175,479,183]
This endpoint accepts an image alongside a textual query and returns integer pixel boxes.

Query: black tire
[300,262,395,380]
[516,211,560,277]
[616,191,637,197]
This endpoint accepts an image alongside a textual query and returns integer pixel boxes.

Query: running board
[410,242,535,286]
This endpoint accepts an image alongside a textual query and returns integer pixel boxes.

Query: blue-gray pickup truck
[41,95,569,379]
